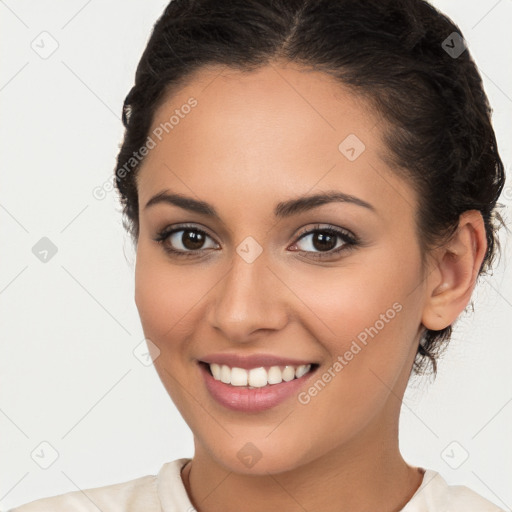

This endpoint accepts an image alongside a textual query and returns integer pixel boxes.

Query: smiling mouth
[199,361,319,389]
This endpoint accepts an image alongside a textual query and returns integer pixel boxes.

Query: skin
[133,61,487,512]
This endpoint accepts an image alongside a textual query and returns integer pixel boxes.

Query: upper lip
[199,353,317,369]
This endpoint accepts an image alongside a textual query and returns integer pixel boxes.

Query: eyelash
[153,223,359,260]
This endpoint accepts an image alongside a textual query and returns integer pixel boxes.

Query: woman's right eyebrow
[143,189,377,218]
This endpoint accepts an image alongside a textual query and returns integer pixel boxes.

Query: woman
[11,0,507,510]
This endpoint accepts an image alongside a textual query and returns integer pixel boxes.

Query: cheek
[134,245,205,344]
[296,252,421,374]
[287,264,421,441]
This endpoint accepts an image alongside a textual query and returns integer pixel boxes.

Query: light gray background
[1,0,511,509]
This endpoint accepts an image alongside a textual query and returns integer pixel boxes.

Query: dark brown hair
[114,0,506,376]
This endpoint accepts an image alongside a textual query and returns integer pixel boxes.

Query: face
[134,62,429,475]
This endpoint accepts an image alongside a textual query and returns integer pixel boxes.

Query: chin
[198,432,323,476]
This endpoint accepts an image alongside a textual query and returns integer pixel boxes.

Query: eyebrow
[144,190,376,218]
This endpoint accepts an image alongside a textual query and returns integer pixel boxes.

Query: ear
[421,210,488,331]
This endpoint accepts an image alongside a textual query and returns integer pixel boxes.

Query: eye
[289,224,358,259]
[154,223,359,260]
[154,224,219,258]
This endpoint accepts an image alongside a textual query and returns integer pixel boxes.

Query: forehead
[136,63,416,223]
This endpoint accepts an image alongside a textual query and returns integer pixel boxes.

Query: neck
[181,414,424,512]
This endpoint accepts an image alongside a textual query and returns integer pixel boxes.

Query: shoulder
[8,475,158,512]
[443,479,505,511]
[8,459,191,512]
[402,469,505,512]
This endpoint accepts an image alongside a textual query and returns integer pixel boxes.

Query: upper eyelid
[296,224,355,240]
[159,224,218,244]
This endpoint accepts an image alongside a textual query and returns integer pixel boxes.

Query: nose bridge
[210,242,286,340]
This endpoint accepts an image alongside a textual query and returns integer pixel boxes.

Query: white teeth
[295,364,309,378]
[208,363,312,387]
[282,365,296,382]
[230,367,248,386]
[248,367,267,388]
[267,366,283,385]
[220,364,231,384]
[210,363,221,380]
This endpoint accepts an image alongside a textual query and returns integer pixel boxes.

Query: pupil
[313,232,336,251]
[183,230,204,250]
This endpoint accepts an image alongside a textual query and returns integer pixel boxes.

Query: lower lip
[199,362,317,412]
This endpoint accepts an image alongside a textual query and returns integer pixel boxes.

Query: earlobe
[421,210,487,331]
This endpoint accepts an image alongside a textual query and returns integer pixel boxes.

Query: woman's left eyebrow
[275,191,376,217]
[144,189,377,218]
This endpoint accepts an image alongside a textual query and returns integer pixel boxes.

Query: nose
[207,249,288,343]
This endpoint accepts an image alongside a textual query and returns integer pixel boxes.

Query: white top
[9,458,505,511]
